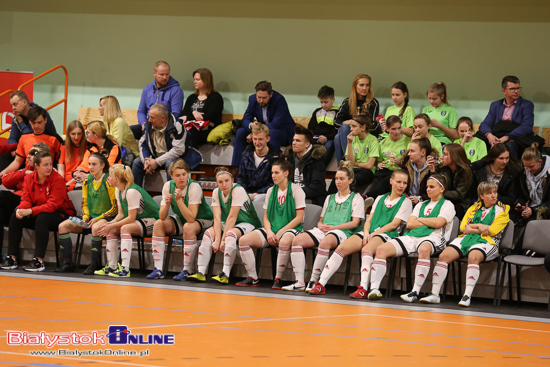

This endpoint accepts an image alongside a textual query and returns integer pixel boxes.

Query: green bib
[86,174,112,219]
[170,179,213,224]
[218,184,261,228]
[322,192,360,237]
[406,198,446,237]
[369,193,407,238]
[119,184,160,220]
[267,184,303,233]
[460,204,496,254]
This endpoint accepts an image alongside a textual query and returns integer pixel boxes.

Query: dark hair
[294,125,314,144]
[502,75,520,89]
[428,173,448,190]
[386,115,402,129]
[456,116,474,132]
[89,152,110,173]
[391,81,410,118]
[255,81,272,94]
[443,143,471,182]
[273,159,294,181]
[351,114,372,130]
[414,113,432,126]
[193,68,215,96]
[27,106,48,122]
[317,85,334,99]
[33,151,51,166]
[483,143,510,164]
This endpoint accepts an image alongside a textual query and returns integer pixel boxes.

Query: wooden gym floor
[1,271,550,367]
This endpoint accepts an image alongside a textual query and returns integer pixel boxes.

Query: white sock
[106,235,118,269]
[360,252,374,289]
[222,232,238,276]
[196,232,213,274]
[239,245,257,279]
[319,249,344,286]
[152,236,165,271]
[275,246,290,279]
[290,245,305,284]
[120,234,132,270]
[464,264,480,297]
[370,258,387,290]
[310,248,330,283]
[183,239,198,272]
[431,261,449,295]
[412,259,431,293]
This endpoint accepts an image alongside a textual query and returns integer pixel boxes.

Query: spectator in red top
[58,120,88,190]
[0,151,75,272]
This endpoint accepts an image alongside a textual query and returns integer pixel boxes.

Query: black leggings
[366,168,393,198]
[0,191,21,250]
[8,211,69,259]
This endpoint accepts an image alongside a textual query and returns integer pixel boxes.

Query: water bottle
[70,216,89,227]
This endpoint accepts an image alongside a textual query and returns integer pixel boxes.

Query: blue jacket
[479,97,535,139]
[242,90,295,134]
[137,77,184,125]
[8,102,56,144]
[237,143,279,194]
[138,114,187,166]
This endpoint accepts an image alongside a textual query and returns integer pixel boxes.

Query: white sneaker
[282,282,305,291]
[400,291,418,303]
[420,292,440,304]
[458,295,471,307]
[367,289,383,300]
[305,281,316,293]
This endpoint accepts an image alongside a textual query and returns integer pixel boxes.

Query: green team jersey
[385,105,416,129]
[428,134,443,156]
[422,103,458,144]
[170,179,213,224]
[218,184,262,228]
[267,184,303,233]
[85,174,113,219]
[322,193,361,237]
[370,193,407,238]
[378,134,411,171]
[453,137,487,163]
[351,133,380,173]
[119,184,160,220]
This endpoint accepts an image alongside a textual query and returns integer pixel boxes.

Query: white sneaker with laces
[420,292,440,304]
[305,281,316,293]
[367,289,383,300]
[458,295,471,307]
[282,282,306,291]
[400,291,418,303]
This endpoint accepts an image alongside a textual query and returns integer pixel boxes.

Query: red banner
[1,71,34,144]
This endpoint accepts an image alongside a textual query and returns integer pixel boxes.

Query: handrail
[0,89,15,136]
[0,64,69,136]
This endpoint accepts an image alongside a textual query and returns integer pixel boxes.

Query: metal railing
[0,64,69,136]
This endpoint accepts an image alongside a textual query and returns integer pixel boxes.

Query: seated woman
[188,166,262,284]
[73,120,122,183]
[99,95,139,158]
[411,114,443,156]
[147,159,214,280]
[283,161,364,292]
[366,115,410,199]
[180,68,224,147]
[96,164,159,278]
[368,174,455,301]
[403,138,438,205]
[419,181,509,307]
[471,143,519,219]
[58,120,87,190]
[0,143,50,258]
[309,169,412,296]
[453,117,487,164]
[1,151,76,271]
[56,153,117,274]
[433,143,474,219]
[334,74,381,163]
[236,160,306,288]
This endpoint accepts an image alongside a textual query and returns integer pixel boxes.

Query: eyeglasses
[507,87,522,92]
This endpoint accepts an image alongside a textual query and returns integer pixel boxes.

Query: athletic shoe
[282,281,306,291]
[458,295,471,307]
[308,282,326,295]
[367,288,383,300]
[23,258,45,272]
[146,268,164,279]
[83,264,96,275]
[55,263,75,273]
[108,267,131,278]
[420,292,440,304]
[212,272,229,284]
[400,291,418,303]
[1,257,18,270]
[305,281,316,293]
[350,286,368,299]
[173,270,189,281]
[94,264,119,276]
[236,277,260,287]
[272,277,282,289]
[187,272,206,282]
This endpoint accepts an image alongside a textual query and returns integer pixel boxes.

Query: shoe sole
[272,286,282,290]
[351,295,368,299]
[212,279,229,284]
[309,291,325,295]
[400,296,417,303]
[367,293,382,300]
[458,302,470,307]
[187,277,206,282]
[24,268,45,272]
[420,299,440,304]
[0,267,18,270]
[147,275,165,279]
[282,287,305,291]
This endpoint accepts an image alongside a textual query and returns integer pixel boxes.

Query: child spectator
[58,120,88,190]
[411,114,443,155]
[453,117,487,163]
[308,85,339,165]
[422,82,459,144]
[379,81,416,138]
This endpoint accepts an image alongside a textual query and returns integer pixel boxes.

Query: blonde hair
[349,74,374,118]
[477,181,498,197]
[110,164,134,190]
[100,96,123,128]
[427,82,450,105]
[251,123,270,137]
[215,166,233,179]
[87,120,107,138]
[65,120,86,163]
[521,142,542,162]
[168,159,190,176]
[337,160,355,180]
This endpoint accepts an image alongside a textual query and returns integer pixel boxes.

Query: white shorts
[221,222,256,236]
[306,227,349,246]
[168,215,213,238]
[137,217,156,237]
[448,237,499,261]
[253,228,301,248]
[354,231,392,243]
[390,234,446,257]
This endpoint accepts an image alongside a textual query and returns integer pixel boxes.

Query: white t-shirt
[161,180,203,207]
[253,151,266,168]
[115,187,144,215]
[411,199,456,241]
[263,183,307,210]
[371,194,413,227]
[321,192,365,220]
[212,183,250,208]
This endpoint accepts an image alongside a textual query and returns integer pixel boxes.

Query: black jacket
[471,159,519,208]
[287,145,327,206]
